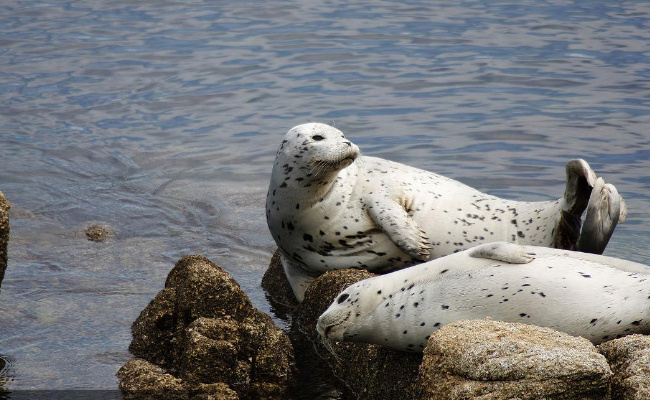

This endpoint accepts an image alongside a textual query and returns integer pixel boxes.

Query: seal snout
[317,309,351,340]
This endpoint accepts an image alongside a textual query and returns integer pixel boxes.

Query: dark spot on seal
[403,330,408,334]
[632,320,642,326]
[337,294,349,304]
[287,222,295,231]
[303,233,313,242]
[440,269,448,274]
[441,305,449,310]
[590,318,598,325]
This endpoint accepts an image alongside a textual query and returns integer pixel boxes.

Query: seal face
[317,242,650,352]
[266,123,627,301]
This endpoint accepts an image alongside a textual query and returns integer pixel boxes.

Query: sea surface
[0,0,649,397]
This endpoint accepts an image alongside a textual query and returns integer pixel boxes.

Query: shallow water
[0,0,649,396]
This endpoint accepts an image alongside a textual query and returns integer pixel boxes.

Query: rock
[118,359,239,400]
[165,255,254,323]
[121,255,294,399]
[599,335,650,399]
[419,319,612,400]
[261,250,297,314]
[129,288,179,369]
[180,315,294,398]
[84,224,111,242]
[0,190,9,288]
[295,269,423,400]
[118,359,189,400]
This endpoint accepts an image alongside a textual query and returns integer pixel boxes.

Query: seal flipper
[577,178,626,255]
[281,255,317,302]
[367,198,431,261]
[562,159,597,216]
[469,242,536,264]
[555,159,626,253]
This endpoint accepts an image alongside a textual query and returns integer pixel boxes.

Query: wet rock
[118,359,239,400]
[295,269,423,400]
[121,255,294,399]
[261,250,297,313]
[599,334,650,399]
[129,288,178,369]
[118,359,188,400]
[0,190,9,288]
[419,319,612,400]
[84,224,111,242]
[180,315,294,398]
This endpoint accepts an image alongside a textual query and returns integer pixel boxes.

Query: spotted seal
[317,242,650,351]
[266,123,627,301]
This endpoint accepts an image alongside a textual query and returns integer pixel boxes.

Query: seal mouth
[317,311,351,340]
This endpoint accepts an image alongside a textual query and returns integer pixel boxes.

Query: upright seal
[317,242,650,351]
[266,123,627,301]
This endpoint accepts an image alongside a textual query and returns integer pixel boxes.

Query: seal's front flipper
[281,255,317,303]
[469,242,536,264]
[367,198,431,261]
[577,178,626,255]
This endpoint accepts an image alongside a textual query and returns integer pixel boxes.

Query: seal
[317,242,650,352]
[266,123,627,301]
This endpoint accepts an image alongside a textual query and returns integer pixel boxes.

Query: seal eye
[337,293,349,304]
[312,135,325,141]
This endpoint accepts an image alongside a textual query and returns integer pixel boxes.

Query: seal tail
[555,159,627,254]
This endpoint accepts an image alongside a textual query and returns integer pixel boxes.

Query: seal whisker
[320,336,342,363]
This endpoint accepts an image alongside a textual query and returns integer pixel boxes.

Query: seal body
[317,242,650,352]
[266,123,627,301]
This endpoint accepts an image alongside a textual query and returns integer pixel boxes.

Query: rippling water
[1,0,649,395]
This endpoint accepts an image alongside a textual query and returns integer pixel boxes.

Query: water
[0,0,649,395]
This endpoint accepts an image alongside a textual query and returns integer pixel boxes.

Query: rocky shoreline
[118,250,650,399]
[0,190,10,290]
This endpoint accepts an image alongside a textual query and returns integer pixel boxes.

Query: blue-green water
[0,0,649,395]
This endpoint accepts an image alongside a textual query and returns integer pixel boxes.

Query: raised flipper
[367,198,431,261]
[281,255,317,302]
[577,178,626,255]
[555,159,626,254]
[563,159,597,216]
[469,242,536,264]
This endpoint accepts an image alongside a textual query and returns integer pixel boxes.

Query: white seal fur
[266,123,627,301]
[317,242,650,351]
